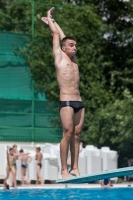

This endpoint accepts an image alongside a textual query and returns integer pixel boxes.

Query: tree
[82,0,133,167]
[63,0,133,167]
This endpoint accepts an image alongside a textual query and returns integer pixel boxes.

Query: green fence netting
[0,31,62,142]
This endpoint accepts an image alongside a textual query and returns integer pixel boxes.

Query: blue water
[0,188,133,200]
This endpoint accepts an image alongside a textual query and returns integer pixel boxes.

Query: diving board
[56,167,133,184]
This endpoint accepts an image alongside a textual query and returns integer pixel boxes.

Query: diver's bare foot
[61,170,71,179]
[69,169,80,176]
[41,184,45,186]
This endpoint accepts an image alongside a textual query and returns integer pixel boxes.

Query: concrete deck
[0,183,133,189]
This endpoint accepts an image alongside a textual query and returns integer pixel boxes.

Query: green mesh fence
[0,31,62,142]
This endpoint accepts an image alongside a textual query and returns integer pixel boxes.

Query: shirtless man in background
[35,147,44,185]
[11,144,29,187]
[6,144,18,188]
[20,149,32,186]
[41,7,85,179]
[4,147,20,188]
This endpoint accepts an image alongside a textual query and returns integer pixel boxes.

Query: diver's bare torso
[55,51,81,101]
[21,156,28,165]
[36,152,42,164]
[8,154,15,166]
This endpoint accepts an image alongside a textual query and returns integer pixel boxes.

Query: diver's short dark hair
[9,148,13,151]
[19,149,24,153]
[36,147,41,151]
[61,37,76,48]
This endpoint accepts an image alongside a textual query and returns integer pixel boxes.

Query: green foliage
[1,0,133,167]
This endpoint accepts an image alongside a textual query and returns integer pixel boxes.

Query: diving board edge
[56,167,133,184]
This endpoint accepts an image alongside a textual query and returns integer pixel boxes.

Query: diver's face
[62,40,77,56]
[10,149,14,155]
[36,149,39,153]
[13,146,17,152]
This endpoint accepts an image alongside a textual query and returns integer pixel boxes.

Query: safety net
[0,31,62,142]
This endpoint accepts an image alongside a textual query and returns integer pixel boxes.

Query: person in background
[11,144,29,187]
[19,149,32,186]
[35,147,44,186]
[128,159,133,167]
[127,158,133,181]
[4,146,21,189]
[12,144,19,169]
[101,178,111,188]
[9,144,19,187]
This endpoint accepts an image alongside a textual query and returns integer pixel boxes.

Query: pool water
[0,188,133,200]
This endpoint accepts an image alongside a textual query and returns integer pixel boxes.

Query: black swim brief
[21,164,28,169]
[38,163,42,168]
[59,101,84,113]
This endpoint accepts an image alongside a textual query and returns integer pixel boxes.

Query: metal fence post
[31,0,35,142]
